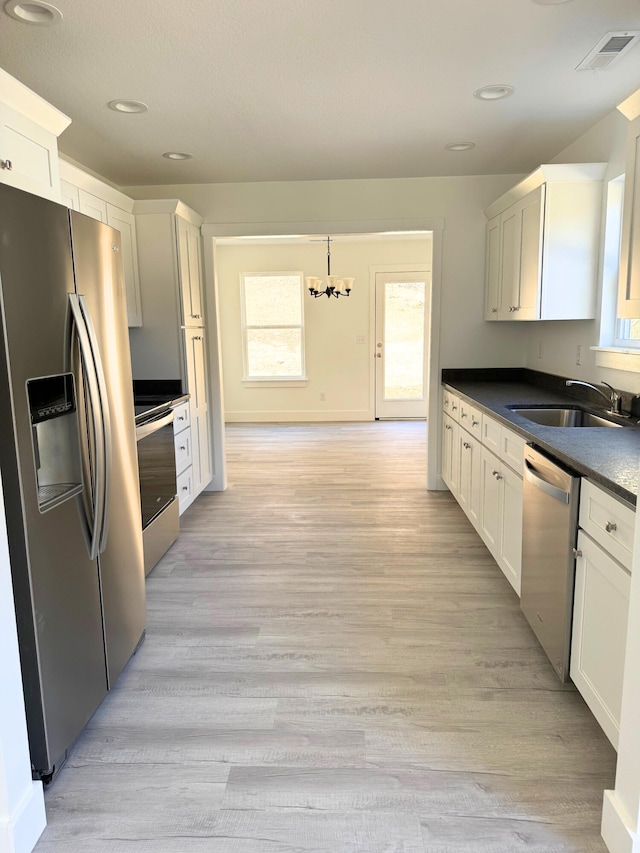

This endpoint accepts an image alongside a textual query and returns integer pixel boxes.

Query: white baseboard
[0,781,46,853]
[224,410,372,423]
[602,790,638,853]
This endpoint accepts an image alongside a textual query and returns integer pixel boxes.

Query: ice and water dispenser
[27,373,83,512]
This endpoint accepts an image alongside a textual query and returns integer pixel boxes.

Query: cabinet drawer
[174,429,192,475]
[579,480,635,571]
[481,413,501,454]
[459,400,482,438]
[442,388,460,422]
[176,466,194,515]
[173,402,191,434]
[500,426,526,475]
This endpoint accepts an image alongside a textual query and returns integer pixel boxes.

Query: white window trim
[240,271,306,382]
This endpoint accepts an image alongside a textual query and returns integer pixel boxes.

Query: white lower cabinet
[173,402,195,515]
[479,444,523,596]
[457,431,481,530]
[442,388,524,597]
[441,411,459,497]
[571,529,631,750]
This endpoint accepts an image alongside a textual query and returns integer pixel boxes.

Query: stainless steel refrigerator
[0,183,146,780]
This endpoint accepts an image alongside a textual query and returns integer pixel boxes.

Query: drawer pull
[471,418,479,427]
[461,411,468,418]
[0,159,12,171]
[182,486,189,492]
[180,445,186,451]
[463,442,471,450]
[573,548,582,558]
[605,521,617,533]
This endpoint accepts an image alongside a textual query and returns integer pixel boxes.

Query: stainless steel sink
[509,407,622,428]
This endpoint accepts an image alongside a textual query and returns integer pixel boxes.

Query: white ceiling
[1,0,640,187]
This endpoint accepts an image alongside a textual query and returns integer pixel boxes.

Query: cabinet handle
[605,521,617,533]
[445,424,451,431]
[193,335,203,341]
[461,412,468,419]
[193,314,202,319]
[471,418,479,427]
[491,307,497,314]
[573,548,583,558]
[178,416,185,421]
[0,159,12,171]
[451,405,458,411]
[182,486,189,492]
[492,470,502,480]
[463,442,471,450]
[179,445,186,451]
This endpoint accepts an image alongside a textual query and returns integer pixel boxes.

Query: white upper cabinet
[176,216,205,327]
[59,161,143,327]
[618,110,640,319]
[484,163,605,322]
[0,69,70,203]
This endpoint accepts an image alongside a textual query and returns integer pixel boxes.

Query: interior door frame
[370,265,431,420]
[202,219,444,491]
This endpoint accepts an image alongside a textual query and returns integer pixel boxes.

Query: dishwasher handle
[523,457,571,504]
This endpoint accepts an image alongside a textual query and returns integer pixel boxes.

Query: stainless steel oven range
[135,404,179,574]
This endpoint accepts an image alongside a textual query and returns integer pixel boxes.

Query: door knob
[376,343,382,348]
[376,353,382,358]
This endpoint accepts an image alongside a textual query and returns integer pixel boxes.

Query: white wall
[524,108,639,390]
[124,174,527,373]
[216,238,431,421]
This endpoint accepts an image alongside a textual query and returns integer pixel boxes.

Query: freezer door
[0,184,107,776]
[69,211,146,687]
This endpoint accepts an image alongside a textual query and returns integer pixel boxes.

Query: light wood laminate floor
[35,422,616,852]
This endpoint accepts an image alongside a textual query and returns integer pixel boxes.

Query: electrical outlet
[538,340,543,359]
[320,392,326,401]
[356,335,365,344]
[576,345,583,366]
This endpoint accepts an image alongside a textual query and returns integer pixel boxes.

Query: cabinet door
[458,431,481,530]
[571,531,631,749]
[106,205,143,327]
[441,413,459,496]
[60,179,80,210]
[480,447,502,559]
[499,464,522,595]
[78,189,108,222]
[484,215,501,320]
[177,217,205,326]
[618,115,640,319]
[0,102,61,202]
[516,186,544,320]
[184,329,211,495]
[498,207,520,319]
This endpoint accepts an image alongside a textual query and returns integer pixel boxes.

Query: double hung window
[240,273,305,380]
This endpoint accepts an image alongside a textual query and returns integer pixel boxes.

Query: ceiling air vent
[576,31,640,71]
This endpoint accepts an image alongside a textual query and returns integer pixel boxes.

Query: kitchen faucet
[565,379,627,417]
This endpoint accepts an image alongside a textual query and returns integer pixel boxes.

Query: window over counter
[240,272,306,382]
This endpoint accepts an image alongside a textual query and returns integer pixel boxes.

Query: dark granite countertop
[441,369,640,506]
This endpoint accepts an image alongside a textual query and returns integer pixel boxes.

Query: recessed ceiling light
[108,100,148,114]
[162,152,193,160]
[473,84,514,101]
[4,0,62,24]
[445,142,476,152]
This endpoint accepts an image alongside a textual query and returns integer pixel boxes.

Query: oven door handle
[136,411,174,441]
[524,458,570,504]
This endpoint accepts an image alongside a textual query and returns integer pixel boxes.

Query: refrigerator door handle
[78,295,112,554]
[68,294,105,560]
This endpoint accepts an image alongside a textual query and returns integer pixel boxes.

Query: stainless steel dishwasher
[521,445,581,682]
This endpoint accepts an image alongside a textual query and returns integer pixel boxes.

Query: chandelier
[306,237,354,299]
